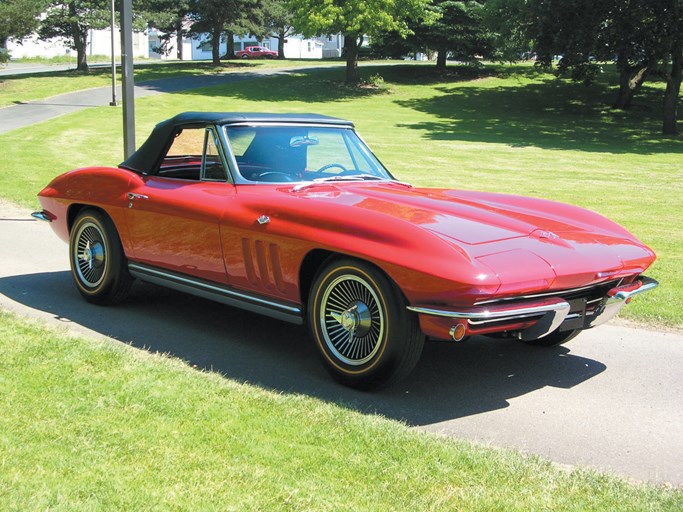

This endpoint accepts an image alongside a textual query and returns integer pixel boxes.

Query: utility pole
[121,0,135,158]
[109,0,117,106]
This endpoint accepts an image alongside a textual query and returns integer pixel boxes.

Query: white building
[7,22,339,63]
[149,30,331,61]
[7,28,150,60]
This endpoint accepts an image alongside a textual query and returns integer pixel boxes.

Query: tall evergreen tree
[0,0,47,50]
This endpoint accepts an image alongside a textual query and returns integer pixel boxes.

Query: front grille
[474,279,622,307]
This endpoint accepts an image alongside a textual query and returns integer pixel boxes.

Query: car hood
[289,182,655,287]
[292,182,630,244]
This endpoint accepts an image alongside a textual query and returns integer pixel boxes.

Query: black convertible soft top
[119,112,354,175]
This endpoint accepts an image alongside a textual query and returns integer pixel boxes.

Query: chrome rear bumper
[408,276,658,340]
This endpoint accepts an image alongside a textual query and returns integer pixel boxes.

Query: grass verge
[0,310,679,510]
[0,63,680,325]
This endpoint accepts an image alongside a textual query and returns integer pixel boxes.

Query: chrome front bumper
[408,276,659,341]
[31,210,53,222]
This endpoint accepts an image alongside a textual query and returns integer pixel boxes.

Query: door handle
[127,192,148,208]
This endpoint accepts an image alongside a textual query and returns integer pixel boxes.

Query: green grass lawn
[1,311,679,510]
[0,63,680,326]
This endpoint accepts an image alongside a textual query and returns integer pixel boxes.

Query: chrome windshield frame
[219,123,395,185]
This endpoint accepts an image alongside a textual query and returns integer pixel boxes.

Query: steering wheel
[317,163,349,174]
[257,172,295,182]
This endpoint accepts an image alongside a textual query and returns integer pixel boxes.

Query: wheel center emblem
[341,310,357,331]
[79,242,94,268]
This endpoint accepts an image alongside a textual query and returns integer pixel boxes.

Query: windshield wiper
[292,174,410,192]
[312,174,384,183]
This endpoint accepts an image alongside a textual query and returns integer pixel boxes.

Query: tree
[262,0,293,59]
[484,0,532,62]
[413,0,492,70]
[290,0,431,84]
[0,0,47,50]
[39,1,112,71]
[486,0,683,134]
[659,0,682,135]
[145,0,192,60]
[189,0,261,64]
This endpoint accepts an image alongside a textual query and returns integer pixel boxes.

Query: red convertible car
[235,46,278,59]
[34,112,658,389]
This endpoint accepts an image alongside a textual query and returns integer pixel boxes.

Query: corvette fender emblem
[538,230,560,240]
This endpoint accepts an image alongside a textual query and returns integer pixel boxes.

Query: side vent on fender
[241,238,287,293]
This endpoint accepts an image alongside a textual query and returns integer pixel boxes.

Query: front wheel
[308,259,424,390]
[69,209,132,305]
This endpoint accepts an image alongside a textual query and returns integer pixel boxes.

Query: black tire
[241,54,249,59]
[69,209,133,305]
[307,258,424,390]
[523,328,581,347]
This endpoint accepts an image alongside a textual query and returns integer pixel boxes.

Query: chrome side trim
[31,211,52,222]
[128,262,303,325]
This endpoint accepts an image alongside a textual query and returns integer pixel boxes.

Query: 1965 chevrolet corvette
[34,112,658,389]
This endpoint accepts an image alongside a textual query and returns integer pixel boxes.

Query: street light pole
[121,0,136,158]
[109,0,117,106]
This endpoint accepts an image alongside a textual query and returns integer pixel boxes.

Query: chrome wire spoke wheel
[72,221,107,288]
[319,274,384,366]
[308,259,425,389]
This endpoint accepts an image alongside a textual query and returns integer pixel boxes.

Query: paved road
[0,62,77,76]
[1,199,681,486]
[0,66,313,134]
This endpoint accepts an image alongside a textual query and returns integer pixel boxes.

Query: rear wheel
[523,328,581,347]
[308,259,424,390]
[69,209,132,305]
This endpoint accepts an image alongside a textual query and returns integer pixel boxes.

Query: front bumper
[408,276,659,341]
[31,210,54,222]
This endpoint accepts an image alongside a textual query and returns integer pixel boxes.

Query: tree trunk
[663,46,682,135]
[535,50,552,69]
[436,47,447,70]
[344,33,360,85]
[176,25,183,60]
[69,2,88,71]
[211,24,221,65]
[613,64,651,109]
[226,31,235,59]
[74,29,88,71]
[277,28,286,60]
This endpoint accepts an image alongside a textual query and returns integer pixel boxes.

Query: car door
[124,126,234,284]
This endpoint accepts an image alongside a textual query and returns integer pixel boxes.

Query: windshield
[223,125,394,183]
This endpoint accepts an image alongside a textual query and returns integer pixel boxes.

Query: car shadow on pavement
[0,270,606,426]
